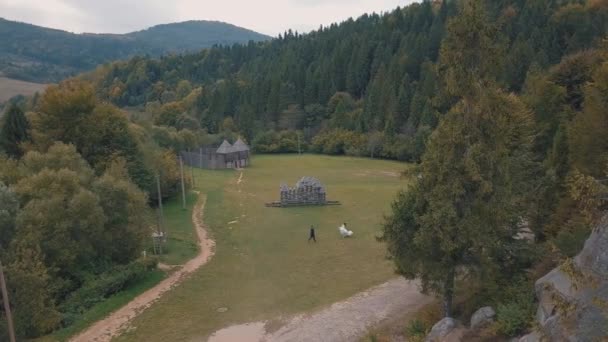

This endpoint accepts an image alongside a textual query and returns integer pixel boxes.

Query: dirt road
[208,278,431,342]
[70,193,215,342]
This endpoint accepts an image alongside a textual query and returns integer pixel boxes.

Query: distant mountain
[0,18,271,83]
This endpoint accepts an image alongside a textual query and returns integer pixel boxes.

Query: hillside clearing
[0,76,47,102]
[114,154,411,341]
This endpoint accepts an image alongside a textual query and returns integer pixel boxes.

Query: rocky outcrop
[532,215,608,341]
[470,306,496,329]
[426,317,459,342]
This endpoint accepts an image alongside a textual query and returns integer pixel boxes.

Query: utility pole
[188,149,195,188]
[0,260,16,342]
[156,173,164,234]
[190,162,196,188]
[297,132,302,155]
[155,173,165,254]
[179,155,186,210]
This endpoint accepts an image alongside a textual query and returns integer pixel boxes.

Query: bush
[553,221,590,257]
[252,130,303,153]
[404,302,442,341]
[311,129,366,155]
[494,278,536,337]
[406,319,427,337]
[495,301,534,336]
[59,259,157,326]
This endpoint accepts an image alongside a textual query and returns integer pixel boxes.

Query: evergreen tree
[382,0,537,317]
[568,61,608,177]
[0,104,31,158]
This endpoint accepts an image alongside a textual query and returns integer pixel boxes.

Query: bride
[338,223,353,238]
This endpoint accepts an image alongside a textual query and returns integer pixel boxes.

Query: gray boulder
[469,306,496,329]
[533,215,608,341]
[426,317,459,342]
[518,331,541,342]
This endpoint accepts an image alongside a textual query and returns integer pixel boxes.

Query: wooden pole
[191,163,196,188]
[297,132,301,155]
[156,173,164,254]
[0,260,16,342]
[188,149,195,187]
[156,173,164,233]
[179,156,186,210]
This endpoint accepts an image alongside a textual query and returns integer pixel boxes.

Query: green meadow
[114,154,410,341]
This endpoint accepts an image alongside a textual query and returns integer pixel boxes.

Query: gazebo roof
[216,140,234,154]
[233,138,250,152]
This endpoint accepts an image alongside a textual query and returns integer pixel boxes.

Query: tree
[439,0,504,99]
[4,245,61,338]
[568,61,608,177]
[30,80,96,150]
[521,66,567,156]
[92,159,149,264]
[382,1,536,317]
[0,104,30,158]
[0,143,152,337]
[0,183,19,251]
[382,87,536,317]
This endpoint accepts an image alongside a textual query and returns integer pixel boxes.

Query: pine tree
[568,61,608,177]
[0,104,30,158]
[382,0,536,317]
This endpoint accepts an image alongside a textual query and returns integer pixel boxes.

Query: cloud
[59,0,177,33]
[0,0,417,36]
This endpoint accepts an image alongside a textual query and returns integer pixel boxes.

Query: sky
[0,0,418,37]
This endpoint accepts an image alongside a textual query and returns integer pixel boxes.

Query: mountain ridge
[0,17,271,83]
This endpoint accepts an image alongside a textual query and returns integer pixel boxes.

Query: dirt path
[208,278,431,342]
[71,192,215,342]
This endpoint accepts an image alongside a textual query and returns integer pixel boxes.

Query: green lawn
[116,154,410,341]
[158,192,200,265]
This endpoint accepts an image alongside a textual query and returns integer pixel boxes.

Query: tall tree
[568,61,608,177]
[382,0,536,317]
[0,104,30,158]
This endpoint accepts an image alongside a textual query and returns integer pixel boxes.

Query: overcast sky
[0,0,418,37]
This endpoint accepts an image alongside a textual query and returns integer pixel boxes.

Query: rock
[442,327,468,342]
[518,331,541,342]
[469,306,496,329]
[425,317,459,342]
[216,307,228,313]
[532,215,608,341]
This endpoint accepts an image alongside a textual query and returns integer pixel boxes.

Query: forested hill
[2,0,608,339]
[0,18,270,82]
[90,0,608,161]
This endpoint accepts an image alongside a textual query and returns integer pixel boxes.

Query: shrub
[311,129,366,155]
[404,303,442,341]
[252,130,303,153]
[494,278,536,337]
[495,301,533,336]
[553,221,590,257]
[406,318,427,337]
[59,259,157,326]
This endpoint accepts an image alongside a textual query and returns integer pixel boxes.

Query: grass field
[159,192,200,265]
[115,154,410,341]
[0,76,47,102]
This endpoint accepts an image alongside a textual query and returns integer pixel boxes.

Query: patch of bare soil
[206,278,431,342]
[70,192,215,342]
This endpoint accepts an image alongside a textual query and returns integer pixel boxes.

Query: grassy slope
[116,154,410,341]
[0,76,47,102]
